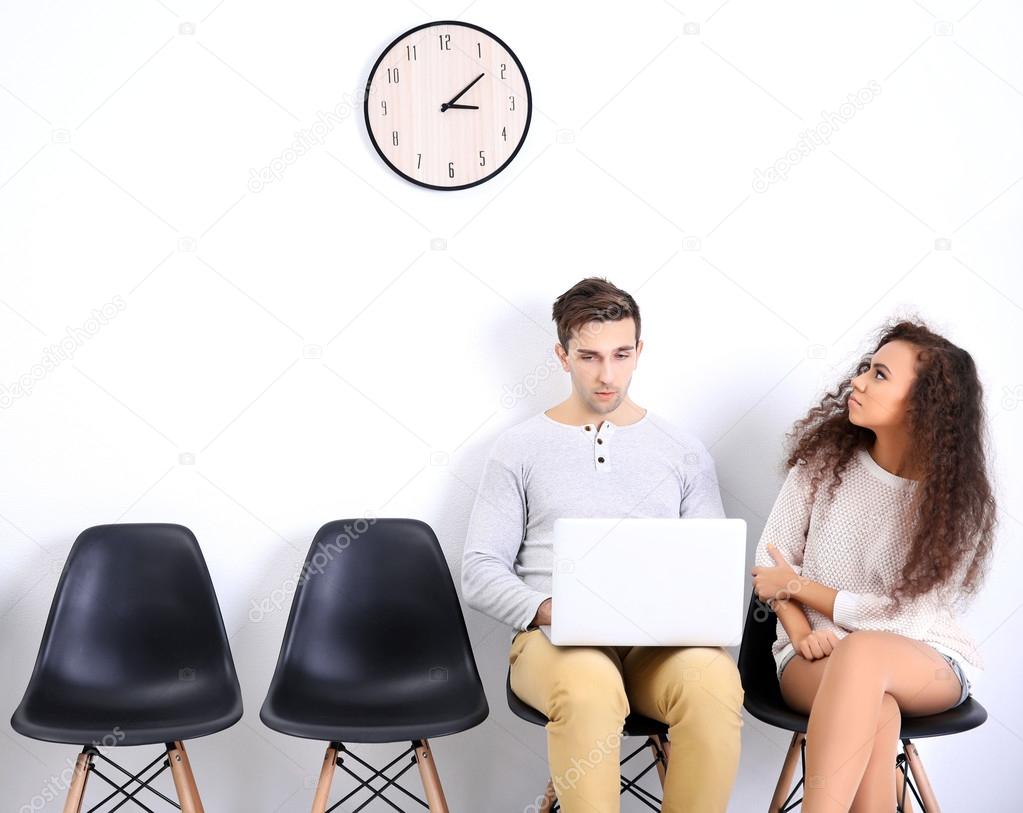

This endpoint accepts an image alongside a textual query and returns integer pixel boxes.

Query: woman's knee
[831,630,894,661]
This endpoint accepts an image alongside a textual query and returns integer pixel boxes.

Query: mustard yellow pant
[509,628,744,813]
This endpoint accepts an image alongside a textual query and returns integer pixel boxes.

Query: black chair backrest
[737,591,787,707]
[25,523,239,691]
[267,517,483,689]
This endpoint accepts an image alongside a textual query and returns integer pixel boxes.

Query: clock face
[364,20,532,190]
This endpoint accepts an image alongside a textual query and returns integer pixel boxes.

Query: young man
[461,277,744,813]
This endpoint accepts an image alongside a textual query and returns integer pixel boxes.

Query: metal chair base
[61,741,205,813]
[310,739,449,813]
[771,732,940,812]
[539,732,670,812]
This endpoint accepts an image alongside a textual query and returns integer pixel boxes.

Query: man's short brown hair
[551,277,641,352]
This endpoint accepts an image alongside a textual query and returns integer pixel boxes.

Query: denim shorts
[777,647,971,709]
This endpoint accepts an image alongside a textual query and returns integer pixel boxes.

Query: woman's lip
[850,396,861,406]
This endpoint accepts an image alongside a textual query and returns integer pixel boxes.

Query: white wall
[2,1,1021,810]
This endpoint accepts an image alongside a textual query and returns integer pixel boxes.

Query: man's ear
[554,343,570,370]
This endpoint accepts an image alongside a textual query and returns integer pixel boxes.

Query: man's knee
[665,648,744,715]
[548,655,628,723]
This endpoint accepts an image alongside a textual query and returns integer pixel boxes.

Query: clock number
[392,130,399,146]
[439,33,451,50]
[476,42,482,58]
[387,67,399,84]
[406,44,417,61]
[380,100,387,116]
[448,161,455,179]
[500,63,507,79]
[417,153,422,169]
[501,126,507,142]
[479,150,486,167]
[508,95,516,111]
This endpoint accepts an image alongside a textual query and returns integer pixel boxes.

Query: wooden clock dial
[364,20,532,190]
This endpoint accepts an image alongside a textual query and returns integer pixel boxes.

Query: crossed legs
[780,631,962,812]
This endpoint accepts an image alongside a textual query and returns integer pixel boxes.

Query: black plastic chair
[11,523,242,813]
[506,669,672,811]
[260,517,488,812]
[737,591,987,811]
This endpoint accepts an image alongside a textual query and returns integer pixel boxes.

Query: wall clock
[364,20,532,190]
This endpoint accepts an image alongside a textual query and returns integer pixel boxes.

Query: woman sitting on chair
[751,318,995,812]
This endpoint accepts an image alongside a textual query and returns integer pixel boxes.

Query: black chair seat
[506,670,668,738]
[738,593,988,740]
[262,672,488,743]
[11,523,243,747]
[260,518,489,744]
[12,681,242,747]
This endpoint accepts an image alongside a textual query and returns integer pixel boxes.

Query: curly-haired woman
[751,319,995,812]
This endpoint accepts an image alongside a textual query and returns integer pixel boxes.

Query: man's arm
[679,436,726,518]
[461,447,550,631]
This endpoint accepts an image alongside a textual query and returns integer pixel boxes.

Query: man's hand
[530,598,552,627]
[752,543,801,602]
[795,629,840,661]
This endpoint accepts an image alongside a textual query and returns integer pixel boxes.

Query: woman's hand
[794,628,840,660]
[752,543,802,602]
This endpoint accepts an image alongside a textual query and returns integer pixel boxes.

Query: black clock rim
[363,19,533,192]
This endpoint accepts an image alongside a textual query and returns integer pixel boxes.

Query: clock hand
[440,72,484,112]
[444,103,479,110]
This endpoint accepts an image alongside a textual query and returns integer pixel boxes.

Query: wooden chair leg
[903,740,940,813]
[538,779,558,811]
[311,743,339,813]
[167,741,205,813]
[650,733,671,789]
[769,732,805,812]
[413,739,449,812]
[62,748,94,813]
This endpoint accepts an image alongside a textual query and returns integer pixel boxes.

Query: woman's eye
[874,370,886,380]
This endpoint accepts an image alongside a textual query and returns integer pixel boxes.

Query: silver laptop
[551,517,746,646]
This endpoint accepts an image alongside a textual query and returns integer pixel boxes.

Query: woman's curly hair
[786,319,996,609]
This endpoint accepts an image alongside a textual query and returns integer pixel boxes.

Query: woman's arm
[773,594,813,642]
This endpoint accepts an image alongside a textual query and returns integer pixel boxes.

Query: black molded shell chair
[11,523,242,812]
[260,517,488,812]
[507,666,672,811]
[737,591,987,811]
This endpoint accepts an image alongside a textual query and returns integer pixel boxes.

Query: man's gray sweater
[461,409,726,636]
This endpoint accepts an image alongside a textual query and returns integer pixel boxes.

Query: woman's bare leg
[795,631,960,812]
[780,651,920,811]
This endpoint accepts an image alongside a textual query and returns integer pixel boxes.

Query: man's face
[557,318,642,415]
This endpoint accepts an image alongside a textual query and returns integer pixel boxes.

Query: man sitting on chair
[461,277,744,813]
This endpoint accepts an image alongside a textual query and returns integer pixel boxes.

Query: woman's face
[848,339,919,431]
